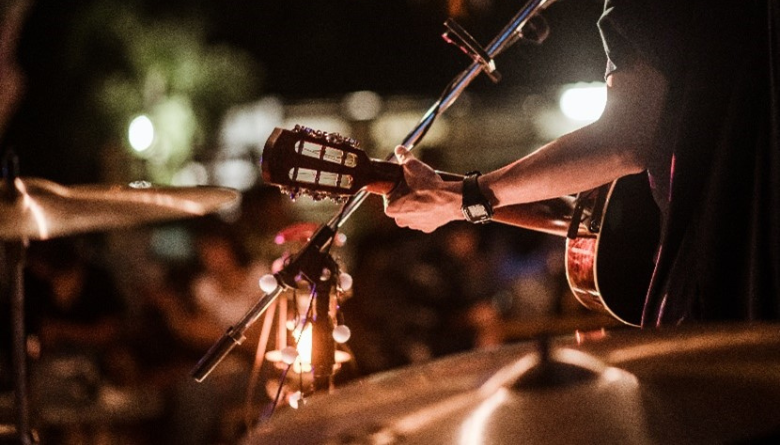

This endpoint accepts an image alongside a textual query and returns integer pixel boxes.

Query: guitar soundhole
[298,141,357,167]
[288,168,354,190]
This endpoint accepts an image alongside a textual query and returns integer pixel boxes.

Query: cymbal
[0,177,240,240]
[243,322,780,445]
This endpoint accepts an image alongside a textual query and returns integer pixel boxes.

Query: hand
[383,146,463,233]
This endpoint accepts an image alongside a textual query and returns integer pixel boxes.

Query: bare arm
[384,57,668,233]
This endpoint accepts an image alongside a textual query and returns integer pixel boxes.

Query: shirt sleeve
[597,0,694,80]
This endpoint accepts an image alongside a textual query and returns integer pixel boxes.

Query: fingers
[387,145,446,233]
[395,146,436,181]
[394,145,412,164]
[387,214,437,234]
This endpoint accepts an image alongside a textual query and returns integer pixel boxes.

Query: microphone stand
[191,0,558,385]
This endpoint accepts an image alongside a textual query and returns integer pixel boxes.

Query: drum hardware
[1,150,240,444]
[241,323,780,444]
[4,152,36,445]
[0,176,239,241]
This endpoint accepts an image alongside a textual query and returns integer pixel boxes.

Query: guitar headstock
[261,125,377,202]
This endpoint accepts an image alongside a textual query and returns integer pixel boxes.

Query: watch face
[465,203,490,222]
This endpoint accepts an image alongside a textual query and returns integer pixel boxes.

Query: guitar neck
[368,160,574,238]
[364,159,405,195]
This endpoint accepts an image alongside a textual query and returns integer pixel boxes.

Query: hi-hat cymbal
[0,177,240,240]
[243,323,780,445]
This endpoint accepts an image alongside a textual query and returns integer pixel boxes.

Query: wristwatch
[461,171,493,224]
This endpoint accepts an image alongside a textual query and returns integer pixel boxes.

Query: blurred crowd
[0,2,603,443]
[1,184,598,445]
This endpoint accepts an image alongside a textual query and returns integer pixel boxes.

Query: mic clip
[442,19,502,84]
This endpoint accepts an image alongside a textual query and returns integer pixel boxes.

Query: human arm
[384,57,668,233]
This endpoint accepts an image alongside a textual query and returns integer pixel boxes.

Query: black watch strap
[461,171,493,224]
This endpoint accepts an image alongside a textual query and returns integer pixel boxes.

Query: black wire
[258,363,293,424]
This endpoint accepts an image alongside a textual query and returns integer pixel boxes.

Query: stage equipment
[0,176,239,241]
[256,223,352,409]
[192,0,561,386]
[260,127,659,327]
[1,152,240,445]
[241,323,780,444]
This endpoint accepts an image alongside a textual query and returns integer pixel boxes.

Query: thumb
[395,145,429,176]
[394,145,414,164]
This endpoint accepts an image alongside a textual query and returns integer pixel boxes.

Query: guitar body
[565,173,661,327]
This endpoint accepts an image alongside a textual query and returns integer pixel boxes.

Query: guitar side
[565,174,661,327]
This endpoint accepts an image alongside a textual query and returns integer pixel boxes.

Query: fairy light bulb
[280,346,298,365]
[339,272,353,291]
[332,325,351,343]
[259,274,278,293]
[271,257,285,273]
[289,391,305,409]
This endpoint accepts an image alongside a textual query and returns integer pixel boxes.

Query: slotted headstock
[261,125,401,202]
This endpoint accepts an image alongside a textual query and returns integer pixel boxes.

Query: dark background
[3,0,606,184]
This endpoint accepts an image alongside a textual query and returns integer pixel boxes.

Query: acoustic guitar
[261,125,660,326]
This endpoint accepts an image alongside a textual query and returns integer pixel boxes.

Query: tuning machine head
[278,186,302,202]
[279,186,349,204]
[305,190,349,204]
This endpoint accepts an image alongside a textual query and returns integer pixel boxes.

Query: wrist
[476,173,498,208]
[461,171,494,223]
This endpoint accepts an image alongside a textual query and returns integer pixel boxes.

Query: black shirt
[598,0,780,325]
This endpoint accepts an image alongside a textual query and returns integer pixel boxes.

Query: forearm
[482,58,667,207]
[385,58,666,233]
[481,120,644,207]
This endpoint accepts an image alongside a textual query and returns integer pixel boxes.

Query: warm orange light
[292,324,313,373]
[265,322,351,374]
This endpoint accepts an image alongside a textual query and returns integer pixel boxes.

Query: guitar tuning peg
[278,186,293,200]
[283,187,301,202]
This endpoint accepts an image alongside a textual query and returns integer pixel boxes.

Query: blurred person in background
[19,236,141,443]
[147,216,271,445]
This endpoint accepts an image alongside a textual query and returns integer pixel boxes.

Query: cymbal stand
[191,0,558,385]
[2,152,34,445]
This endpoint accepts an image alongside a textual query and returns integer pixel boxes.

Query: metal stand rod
[331,0,556,227]
[192,0,557,382]
[309,259,338,394]
[3,151,33,444]
[6,241,32,445]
